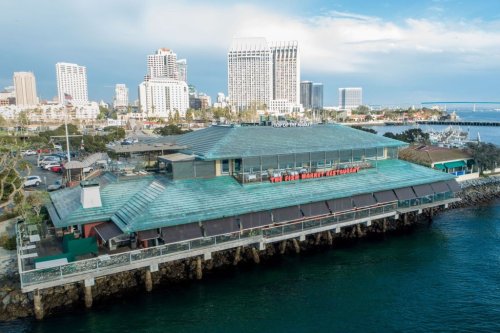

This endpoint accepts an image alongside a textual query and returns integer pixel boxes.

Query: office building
[300,81,313,110]
[13,72,38,106]
[147,48,178,80]
[228,38,272,111]
[56,62,88,105]
[312,83,323,110]
[138,77,189,118]
[339,87,362,110]
[271,41,300,105]
[176,59,187,83]
[113,84,129,110]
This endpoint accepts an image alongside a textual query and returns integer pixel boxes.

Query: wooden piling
[34,290,44,320]
[145,269,153,292]
[251,247,260,264]
[233,246,242,265]
[326,230,333,245]
[195,257,203,280]
[315,233,322,245]
[279,240,287,254]
[292,238,300,254]
[84,285,93,308]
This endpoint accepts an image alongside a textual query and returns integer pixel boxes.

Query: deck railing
[17,192,455,290]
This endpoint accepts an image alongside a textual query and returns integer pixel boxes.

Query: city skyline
[2,0,500,106]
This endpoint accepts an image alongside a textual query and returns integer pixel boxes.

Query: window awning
[433,163,445,170]
[444,160,466,169]
[430,181,449,193]
[94,222,123,242]
[394,187,417,201]
[374,190,398,204]
[412,184,434,197]
[446,180,461,193]
[352,193,377,208]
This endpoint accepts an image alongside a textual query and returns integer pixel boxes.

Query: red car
[50,165,63,173]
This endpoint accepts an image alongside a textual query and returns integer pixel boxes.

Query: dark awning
[352,193,377,208]
[238,211,272,229]
[94,222,123,242]
[446,179,461,193]
[430,181,450,193]
[301,201,330,217]
[394,187,417,201]
[138,229,159,241]
[327,197,353,213]
[374,190,398,204]
[272,206,302,223]
[203,217,240,236]
[161,223,202,243]
[412,184,434,197]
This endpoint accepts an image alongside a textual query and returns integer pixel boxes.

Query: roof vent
[80,180,102,209]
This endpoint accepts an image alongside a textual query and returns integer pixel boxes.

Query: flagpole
[64,94,71,162]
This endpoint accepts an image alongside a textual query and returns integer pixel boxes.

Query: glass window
[222,159,229,174]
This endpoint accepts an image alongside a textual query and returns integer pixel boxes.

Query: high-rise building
[312,83,323,110]
[113,84,129,110]
[300,81,313,110]
[138,77,189,118]
[56,62,88,105]
[271,41,299,105]
[13,72,38,106]
[338,87,362,110]
[147,48,178,80]
[228,37,272,111]
[176,59,187,83]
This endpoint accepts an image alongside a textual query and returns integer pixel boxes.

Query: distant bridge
[416,120,500,127]
[421,101,500,105]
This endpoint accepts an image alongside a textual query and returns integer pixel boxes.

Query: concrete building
[312,83,323,110]
[176,59,187,83]
[300,81,313,110]
[228,37,272,112]
[139,77,189,118]
[13,72,38,106]
[56,62,88,105]
[113,84,129,110]
[147,48,178,80]
[268,99,303,116]
[271,41,300,105]
[0,86,16,106]
[339,87,362,110]
[0,102,99,121]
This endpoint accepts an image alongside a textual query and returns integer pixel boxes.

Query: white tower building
[138,78,189,119]
[56,62,88,104]
[338,87,363,110]
[271,41,300,105]
[13,72,38,106]
[228,38,272,112]
[113,84,129,110]
[147,48,178,80]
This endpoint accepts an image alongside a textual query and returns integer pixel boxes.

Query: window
[222,160,229,174]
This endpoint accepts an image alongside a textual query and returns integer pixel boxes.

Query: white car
[83,166,94,173]
[22,150,37,156]
[43,162,61,170]
[53,144,62,150]
[39,156,61,167]
[24,176,42,187]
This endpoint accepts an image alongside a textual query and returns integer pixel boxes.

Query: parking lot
[23,155,64,192]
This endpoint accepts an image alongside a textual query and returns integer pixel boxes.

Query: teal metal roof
[174,125,406,159]
[48,159,455,232]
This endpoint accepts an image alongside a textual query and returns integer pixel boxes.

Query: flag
[64,93,73,100]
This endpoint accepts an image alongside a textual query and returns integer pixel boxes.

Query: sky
[2,0,500,106]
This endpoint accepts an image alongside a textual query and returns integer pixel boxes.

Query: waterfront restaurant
[19,124,460,292]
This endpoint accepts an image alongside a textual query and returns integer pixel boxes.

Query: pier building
[16,125,461,313]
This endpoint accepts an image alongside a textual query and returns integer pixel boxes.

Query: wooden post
[404,213,408,226]
[279,240,287,254]
[34,290,44,320]
[382,218,388,233]
[251,247,260,264]
[195,257,203,280]
[84,285,93,308]
[326,230,333,245]
[145,269,153,292]
[233,246,242,265]
[292,238,300,254]
[315,232,322,245]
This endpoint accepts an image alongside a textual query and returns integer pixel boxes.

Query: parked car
[53,144,62,150]
[47,180,65,192]
[43,162,61,170]
[83,166,94,173]
[21,149,37,156]
[39,156,62,167]
[24,176,42,187]
[50,165,63,173]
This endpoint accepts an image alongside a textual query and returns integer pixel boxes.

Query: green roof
[174,125,406,159]
[434,163,445,170]
[444,160,466,169]
[48,159,455,232]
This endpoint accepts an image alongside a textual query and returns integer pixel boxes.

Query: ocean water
[2,200,499,333]
[372,110,500,145]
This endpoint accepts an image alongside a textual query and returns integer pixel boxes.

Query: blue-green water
[2,200,499,332]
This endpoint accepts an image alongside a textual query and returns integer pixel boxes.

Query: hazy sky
[2,0,500,106]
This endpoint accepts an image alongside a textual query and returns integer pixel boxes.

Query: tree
[465,142,500,174]
[185,109,194,124]
[153,124,191,136]
[0,140,30,209]
[383,128,429,144]
[352,126,377,134]
[353,105,370,114]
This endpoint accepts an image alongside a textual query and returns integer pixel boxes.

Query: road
[22,155,64,192]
